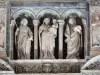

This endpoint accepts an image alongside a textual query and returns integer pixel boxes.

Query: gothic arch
[36,8,60,19]
[12,9,35,20]
[61,9,86,19]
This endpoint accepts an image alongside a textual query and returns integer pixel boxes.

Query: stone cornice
[8,0,86,2]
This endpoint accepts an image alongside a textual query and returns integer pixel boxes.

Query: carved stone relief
[10,60,85,73]
[64,16,82,59]
[9,2,88,59]
[90,7,100,47]
[0,8,6,51]
[0,0,94,74]
[39,18,58,59]
[15,18,33,59]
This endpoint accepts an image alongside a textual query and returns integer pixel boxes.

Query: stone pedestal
[10,59,85,73]
[58,20,65,59]
[33,20,39,59]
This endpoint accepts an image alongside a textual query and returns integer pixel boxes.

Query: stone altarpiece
[9,2,90,59]
[0,0,93,74]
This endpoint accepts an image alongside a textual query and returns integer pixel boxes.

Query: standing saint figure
[92,15,100,47]
[0,19,4,50]
[65,17,82,59]
[15,18,33,59]
[39,18,58,59]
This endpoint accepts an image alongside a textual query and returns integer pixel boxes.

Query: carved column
[86,3,90,59]
[58,20,65,59]
[10,20,15,59]
[33,20,39,59]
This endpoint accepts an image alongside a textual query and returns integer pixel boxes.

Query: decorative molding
[8,0,85,2]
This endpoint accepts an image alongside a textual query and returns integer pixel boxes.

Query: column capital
[33,20,40,26]
[57,19,65,26]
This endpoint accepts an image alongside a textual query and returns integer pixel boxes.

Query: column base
[59,50,63,59]
[34,49,38,59]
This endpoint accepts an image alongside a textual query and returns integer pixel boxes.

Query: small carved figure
[92,15,100,47]
[15,18,33,59]
[65,17,82,58]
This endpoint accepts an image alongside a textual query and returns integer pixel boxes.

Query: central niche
[10,2,89,60]
[38,13,59,59]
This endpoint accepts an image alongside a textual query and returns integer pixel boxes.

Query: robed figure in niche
[15,18,33,59]
[0,19,4,50]
[92,14,100,47]
[65,17,82,59]
[39,18,58,59]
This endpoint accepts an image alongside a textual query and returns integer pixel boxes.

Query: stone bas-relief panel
[90,6,100,57]
[10,2,88,59]
[10,60,85,73]
[0,8,6,51]
[0,0,97,74]
[91,6,100,47]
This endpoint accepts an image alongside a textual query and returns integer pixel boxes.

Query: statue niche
[63,14,84,59]
[15,18,33,59]
[39,13,59,59]
[12,13,34,59]
[92,11,100,47]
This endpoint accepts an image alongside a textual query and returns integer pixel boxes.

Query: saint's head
[53,19,57,24]
[68,17,76,25]
[94,15,100,21]
[21,18,28,26]
[43,18,50,25]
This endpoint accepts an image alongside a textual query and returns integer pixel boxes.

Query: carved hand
[65,37,70,43]
[28,37,33,41]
